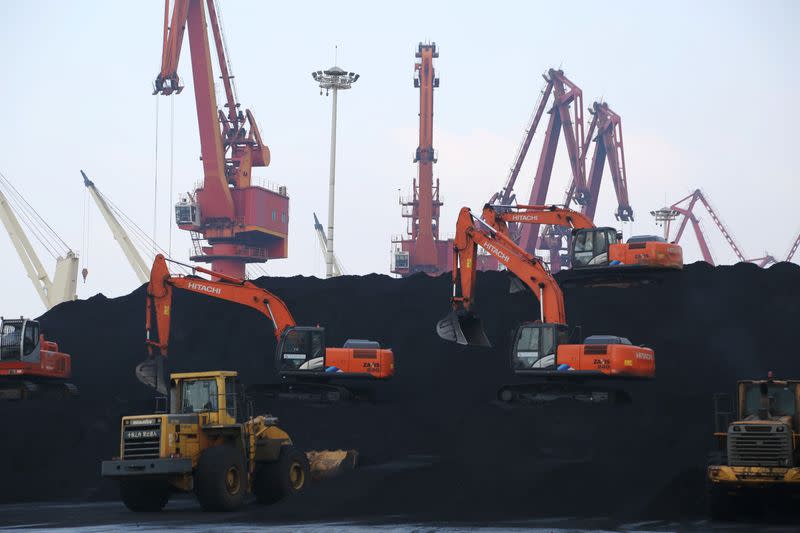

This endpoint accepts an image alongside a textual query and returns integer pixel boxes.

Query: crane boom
[81,171,149,284]
[314,213,342,276]
[0,183,77,309]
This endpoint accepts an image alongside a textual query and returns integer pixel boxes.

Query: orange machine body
[0,336,71,380]
[556,343,655,377]
[324,348,394,379]
[609,241,683,269]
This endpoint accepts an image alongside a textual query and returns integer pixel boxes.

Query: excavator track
[249,381,375,404]
[496,381,632,406]
[557,265,679,289]
[0,378,78,401]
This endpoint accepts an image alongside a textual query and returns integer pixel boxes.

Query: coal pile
[1,262,799,522]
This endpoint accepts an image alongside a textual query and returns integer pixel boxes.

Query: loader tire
[194,444,247,512]
[119,479,170,512]
[253,446,310,505]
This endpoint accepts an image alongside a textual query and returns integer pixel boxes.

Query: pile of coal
[1,262,797,523]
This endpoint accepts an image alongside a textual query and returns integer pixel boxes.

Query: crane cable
[0,171,69,259]
[168,94,175,256]
[153,96,160,256]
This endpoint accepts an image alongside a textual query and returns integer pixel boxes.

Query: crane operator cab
[174,195,201,230]
[570,228,621,268]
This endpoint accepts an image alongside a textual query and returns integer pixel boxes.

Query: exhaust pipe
[436,310,492,347]
[136,356,168,395]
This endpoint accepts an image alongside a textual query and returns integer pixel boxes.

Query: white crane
[81,171,149,284]
[0,172,78,309]
[314,212,344,276]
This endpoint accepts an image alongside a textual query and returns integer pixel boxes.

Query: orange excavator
[437,207,655,403]
[137,255,394,401]
[0,318,77,400]
[485,204,682,286]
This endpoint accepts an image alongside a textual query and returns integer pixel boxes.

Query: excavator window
[571,229,619,267]
[22,322,38,356]
[513,325,566,370]
[0,322,23,360]
[279,328,325,371]
[742,383,797,418]
[181,379,218,413]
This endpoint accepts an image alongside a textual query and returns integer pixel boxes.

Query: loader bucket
[135,356,168,395]
[436,310,492,347]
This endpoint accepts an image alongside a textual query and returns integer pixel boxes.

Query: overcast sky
[1,0,798,317]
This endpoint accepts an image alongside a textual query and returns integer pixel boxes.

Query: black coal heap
[1,262,798,522]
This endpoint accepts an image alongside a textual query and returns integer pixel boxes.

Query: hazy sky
[1,0,798,317]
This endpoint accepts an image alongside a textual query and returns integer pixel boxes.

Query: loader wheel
[119,479,170,512]
[194,444,247,512]
[253,446,310,505]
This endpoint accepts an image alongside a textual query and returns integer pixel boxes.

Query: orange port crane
[138,255,394,400]
[154,0,288,279]
[437,207,654,403]
[392,42,452,276]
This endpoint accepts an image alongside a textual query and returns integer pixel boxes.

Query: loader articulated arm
[139,254,296,393]
[438,207,567,346]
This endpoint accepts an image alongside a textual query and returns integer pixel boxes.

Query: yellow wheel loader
[101,371,311,512]
[707,375,800,520]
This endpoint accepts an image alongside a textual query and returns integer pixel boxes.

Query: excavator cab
[511,323,570,371]
[277,326,326,372]
[0,319,40,363]
[570,228,621,268]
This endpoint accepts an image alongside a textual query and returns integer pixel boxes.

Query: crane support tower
[663,189,777,267]
[0,174,78,309]
[392,42,452,276]
[154,0,288,279]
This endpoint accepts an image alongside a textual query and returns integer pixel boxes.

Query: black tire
[119,479,170,512]
[194,444,247,512]
[253,446,311,505]
[706,452,735,522]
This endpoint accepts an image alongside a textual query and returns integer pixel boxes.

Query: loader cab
[277,327,326,372]
[570,228,621,268]
[511,323,570,371]
[0,318,40,363]
[169,371,239,425]
[737,379,799,427]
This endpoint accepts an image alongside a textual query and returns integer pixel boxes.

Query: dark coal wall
[1,262,798,522]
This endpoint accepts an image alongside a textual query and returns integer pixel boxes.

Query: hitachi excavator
[0,318,77,400]
[137,255,394,401]
[437,207,655,404]
[486,204,682,286]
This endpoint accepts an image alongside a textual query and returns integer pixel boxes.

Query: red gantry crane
[489,69,634,272]
[392,42,452,276]
[154,0,288,279]
[665,189,775,267]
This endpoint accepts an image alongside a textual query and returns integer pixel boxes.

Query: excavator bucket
[135,356,168,395]
[436,310,492,347]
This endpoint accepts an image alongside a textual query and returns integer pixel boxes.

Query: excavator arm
[138,254,296,393]
[437,207,567,346]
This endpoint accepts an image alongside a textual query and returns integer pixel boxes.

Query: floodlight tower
[650,206,680,240]
[312,66,359,278]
